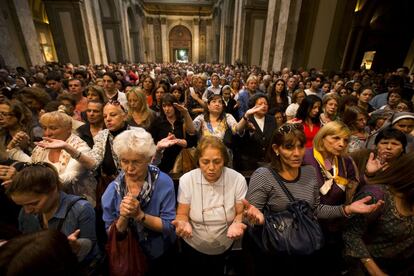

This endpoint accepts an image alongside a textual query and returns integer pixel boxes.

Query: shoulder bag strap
[57,197,86,231]
[268,168,296,202]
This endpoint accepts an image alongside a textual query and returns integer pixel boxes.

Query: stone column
[193,18,200,63]
[219,1,226,64]
[146,18,155,62]
[206,19,212,63]
[161,17,168,63]
[199,19,207,63]
[271,0,302,71]
[232,0,246,64]
[82,0,107,64]
[5,0,44,67]
[307,0,338,69]
[43,0,97,64]
[261,0,279,71]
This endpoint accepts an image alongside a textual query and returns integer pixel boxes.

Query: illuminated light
[360,51,376,70]
[354,0,362,12]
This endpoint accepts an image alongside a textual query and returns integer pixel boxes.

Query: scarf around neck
[313,148,348,195]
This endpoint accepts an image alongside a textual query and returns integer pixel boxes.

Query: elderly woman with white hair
[6,111,97,206]
[101,128,176,275]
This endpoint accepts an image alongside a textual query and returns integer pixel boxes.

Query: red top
[292,118,321,148]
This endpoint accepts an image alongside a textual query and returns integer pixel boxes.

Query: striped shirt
[246,165,346,219]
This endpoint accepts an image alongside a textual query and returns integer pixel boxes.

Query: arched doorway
[169,25,192,63]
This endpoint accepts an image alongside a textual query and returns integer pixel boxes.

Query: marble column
[146,18,155,62]
[161,17,168,63]
[206,19,212,63]
[43,0,98,64]
[232,0,246,64]
[199,19,207,63]
[272,0,302,71]
[6,0,44,67]
[307,0,338,69]
[193,18,200,63]
[82,0,107,64]
[219,1,226,64]
[261,0,279,71]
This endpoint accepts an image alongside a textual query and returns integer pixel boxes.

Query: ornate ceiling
[142,0,218,16]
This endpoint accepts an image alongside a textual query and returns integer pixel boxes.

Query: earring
[275,151,279,156]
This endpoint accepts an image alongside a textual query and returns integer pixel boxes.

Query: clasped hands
[119,193,145,221]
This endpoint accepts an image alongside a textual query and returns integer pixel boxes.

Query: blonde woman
[6,111,96,206]
[126,87,157,132]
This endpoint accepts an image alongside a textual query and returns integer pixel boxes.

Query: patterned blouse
[343,185,414,259]
[193,113,239,141]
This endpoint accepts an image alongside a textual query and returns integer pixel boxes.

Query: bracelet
[72,151,82,160]
[343,205,352,218]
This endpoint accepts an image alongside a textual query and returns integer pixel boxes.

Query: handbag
[170,147,197,174]
[223,119,234,149]
[170,124,197,174]
[250,168,324,255]
[106,221,148,276]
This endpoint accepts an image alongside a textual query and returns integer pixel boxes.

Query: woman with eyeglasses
[173,136,248,276]
[102,128,176,275]
[6,163,98,265]
[243,123,382,275]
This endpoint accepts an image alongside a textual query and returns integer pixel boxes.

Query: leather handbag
[170,147,197,174]
[106,221,148,276]
[250,168,324,255]
[223,120,234,149]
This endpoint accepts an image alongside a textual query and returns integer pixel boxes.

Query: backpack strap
[56,197,87,231]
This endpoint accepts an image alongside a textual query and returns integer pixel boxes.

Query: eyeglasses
[277,123,304,134]
[0,112,15,117]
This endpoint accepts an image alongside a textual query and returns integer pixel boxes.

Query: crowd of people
[0,61,414,276]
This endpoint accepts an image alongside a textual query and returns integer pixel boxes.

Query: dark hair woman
[267,78,289,115]
[237,93,276,171]
[350,127,407,188]
[151,93,196,173]
[6,163,98,264]
[291,95,322,148]
[0,230,80,275]
[243,123,382,275]
[141,76,156,107]
[342,106,370,153]
[343,153,414,276]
